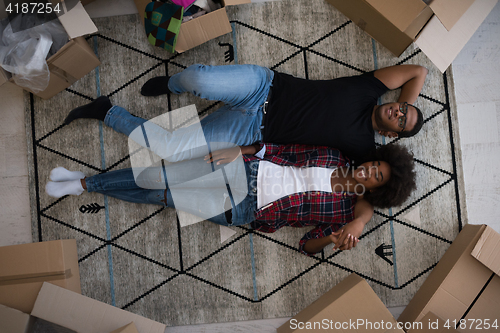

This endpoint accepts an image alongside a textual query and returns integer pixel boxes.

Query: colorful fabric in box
[144,1,184,53]
[172,0,196,8]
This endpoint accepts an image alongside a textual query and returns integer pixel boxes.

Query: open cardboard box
[325,0,498,72]
[399,224,500,332]
[31,282,166,333]
[0,0,99,99]
[134,0,250,53]
[277,273,405,333]
[0,239,81,314]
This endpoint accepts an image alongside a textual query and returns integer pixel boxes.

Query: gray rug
[26,0,466,326]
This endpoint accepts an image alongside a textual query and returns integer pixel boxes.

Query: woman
[46,140,416,256]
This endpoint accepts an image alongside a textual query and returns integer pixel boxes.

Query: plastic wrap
[0,14,68,93]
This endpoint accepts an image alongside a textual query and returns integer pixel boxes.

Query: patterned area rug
[26,0,466,326]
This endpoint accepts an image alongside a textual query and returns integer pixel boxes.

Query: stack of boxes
[325,0,499,72]
[0,240,166,333]
[277,225,500,332]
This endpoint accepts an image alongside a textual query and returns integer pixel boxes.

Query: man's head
[372,102,424,138]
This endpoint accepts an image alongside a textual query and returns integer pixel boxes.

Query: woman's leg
[84,168,166,206]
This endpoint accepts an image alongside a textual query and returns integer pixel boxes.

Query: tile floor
[1,0,499,331]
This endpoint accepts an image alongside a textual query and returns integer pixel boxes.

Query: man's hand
[204,146,242,165]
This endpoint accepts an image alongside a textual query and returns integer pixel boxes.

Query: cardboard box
[399,225,500,332]
[0,304,36,333]
[110,322,139,333]
[406,312,459,332]
[277,273,405,333]
[31,282,166,333]
[134,0,250,53]
[0,240,81,314]
[325,0,498,72]
[0,1,99,99]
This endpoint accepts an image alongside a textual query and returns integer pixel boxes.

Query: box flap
[415,0,498,72]
[56,0,98,38]
[175,8,231,53]
[277,274,403,333]
[325,0,416,56]
[471,226,500,276]
[225,0,252,5]
[32,283,166,333]
[0,241,72,283]
[0,68,11,87]
[429,0,475,31]
[133,0,150,25]
[398,224,486,324]
[365,0,428,31]
[0,304,35,333]
[463,274,500,323]
[110,322,139,333]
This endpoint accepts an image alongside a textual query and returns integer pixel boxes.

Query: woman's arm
[205,144,261,164]
[301,199,373,255]
[240,144,261,155]
[332,199,374,251]
[307,199,374,254]
[302,229,345,254]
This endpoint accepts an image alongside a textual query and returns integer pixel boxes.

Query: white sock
[50,167,85,182]
[45,180,84,198]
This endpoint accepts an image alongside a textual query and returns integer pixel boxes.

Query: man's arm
[373,65,428,104]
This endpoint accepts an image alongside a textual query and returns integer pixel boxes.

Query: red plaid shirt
[244,143,357,256]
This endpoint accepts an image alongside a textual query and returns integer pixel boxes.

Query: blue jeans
[85,160,259,226]
[105,64,274,162]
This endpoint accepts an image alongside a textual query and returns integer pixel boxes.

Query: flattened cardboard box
[0,239,81,314]
[399,225,500,331]
[325,0,498,72]
[0,304,36,333]
[277,273,404,333]
[0,0,99,99]
[31,282,166,333]
[134,0,250,53]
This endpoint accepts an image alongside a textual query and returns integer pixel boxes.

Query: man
[138,63,428,163]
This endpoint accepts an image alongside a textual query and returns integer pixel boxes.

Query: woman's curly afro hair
[360,144,416,208]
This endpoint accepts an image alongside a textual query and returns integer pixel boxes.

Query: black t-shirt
[262,71,389,163]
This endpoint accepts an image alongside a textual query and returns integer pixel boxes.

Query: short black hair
[361,144,416,208]
[399,104,424,138]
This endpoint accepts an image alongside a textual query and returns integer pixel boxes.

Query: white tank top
[257,161,335,209]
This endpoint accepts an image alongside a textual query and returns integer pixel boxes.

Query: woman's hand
[204,146,242,165]
[332,219,366,251]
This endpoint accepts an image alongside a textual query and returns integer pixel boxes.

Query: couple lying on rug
[46,64,426,255]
